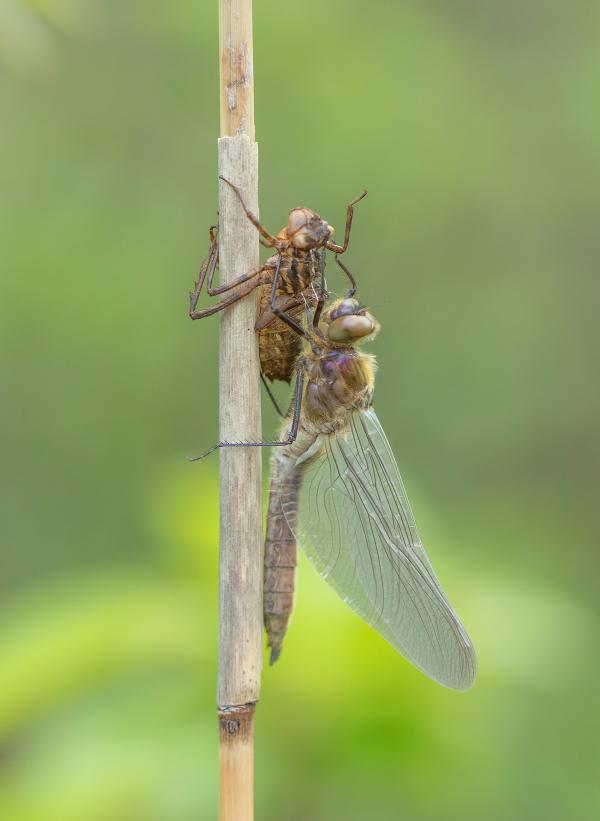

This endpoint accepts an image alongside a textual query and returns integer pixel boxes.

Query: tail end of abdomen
[265,605,291,665]
[263,540,296,665]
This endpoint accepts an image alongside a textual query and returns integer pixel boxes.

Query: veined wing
[283,409,477,690]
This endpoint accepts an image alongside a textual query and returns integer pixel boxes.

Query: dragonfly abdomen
[258,288,313,383]
[257,250,319,383]
[263,463,304,664]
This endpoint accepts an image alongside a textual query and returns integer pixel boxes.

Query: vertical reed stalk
[217,2,261,820]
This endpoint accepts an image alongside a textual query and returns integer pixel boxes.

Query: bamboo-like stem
[217,2,261,821]
[219,0,255,139]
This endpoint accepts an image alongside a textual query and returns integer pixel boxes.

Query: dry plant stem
[217,0,262,821]
[218,136,261,821]
[219,0,255,139]
[217,137,262,702]
[219,705,255,821]
[217,2,261,818]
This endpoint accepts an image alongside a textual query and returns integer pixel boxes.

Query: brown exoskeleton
[189,177,366,394]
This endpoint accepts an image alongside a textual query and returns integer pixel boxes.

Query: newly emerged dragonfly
[262,298,477,689]
[189,178,366,387]
[193,292,477,690]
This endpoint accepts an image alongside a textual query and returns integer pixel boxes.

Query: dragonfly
[263,297,477,689]
[194,291,477,690]
[189,178,366,401]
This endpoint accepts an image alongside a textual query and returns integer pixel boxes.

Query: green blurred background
[1,1,599,818]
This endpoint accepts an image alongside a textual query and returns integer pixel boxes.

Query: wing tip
[437,647,478,692]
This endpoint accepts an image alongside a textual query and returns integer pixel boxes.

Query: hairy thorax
[303,349,376,432]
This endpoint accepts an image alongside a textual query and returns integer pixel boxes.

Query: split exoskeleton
[187,194,478,687]
[189,177,366,386]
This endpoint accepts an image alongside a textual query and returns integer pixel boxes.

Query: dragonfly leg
[286,365,304,441]
[312,249,328,328]
[188,225,219,316]
[205,265,263,296]
[219,176,281,248]
[188,276,258,319]
[334,254,357,298]
[325,189,367,254]
[255,291,304,331]
[269,254,307,338]
[189,233,267,317]
[261,372,285,418]
[205,246,265,296]
[187,368,304,462]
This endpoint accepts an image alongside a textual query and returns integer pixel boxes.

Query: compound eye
[329,299,360,321]
[288,208,311,233]
[327,314,375,342]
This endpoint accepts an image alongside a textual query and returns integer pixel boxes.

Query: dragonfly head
[287,207,334,250]
[324,298,379,344]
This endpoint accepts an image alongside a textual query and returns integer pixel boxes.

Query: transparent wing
[284,409,477,690]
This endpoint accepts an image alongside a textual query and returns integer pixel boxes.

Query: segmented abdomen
[257,285,313,382]
[263,458,304,664]
[257,249,321,383]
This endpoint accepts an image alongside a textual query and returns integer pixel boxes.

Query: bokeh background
[1,1,599,819]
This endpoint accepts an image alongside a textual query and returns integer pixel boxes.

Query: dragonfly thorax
[303,348,375,426]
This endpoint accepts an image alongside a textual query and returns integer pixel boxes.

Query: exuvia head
[286,207,334,250]
[324,298,379,343]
